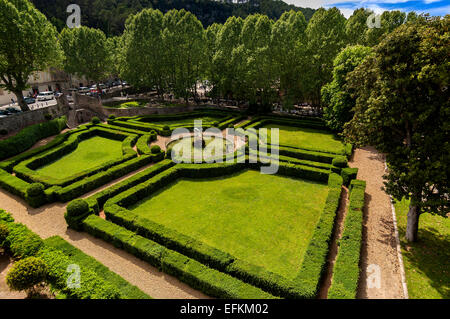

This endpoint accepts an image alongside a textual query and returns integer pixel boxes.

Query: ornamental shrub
[25,183,46,208]
[151,145,161,154]
[332,156,348,168]
[0,223,9,246]
[0,129,8,135]
[91,116,101,124]
[6,257,48,297]
[65,199,90,230]
[163,125,170,131]
[6,223,43,259]
[108,115,116,120]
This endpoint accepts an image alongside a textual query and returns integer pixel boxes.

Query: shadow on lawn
[399,225,450,298]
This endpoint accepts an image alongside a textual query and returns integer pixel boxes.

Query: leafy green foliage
[321,45,372,132]
[5,223,44,259]
[0,222,9,246]
[0,0,62,111]
[60,26,111,82]
[6,257,48,294]
[344,17,449,241]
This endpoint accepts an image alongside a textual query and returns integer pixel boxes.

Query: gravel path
[0,189,209,299]
[350,147,405,299]
[0,254,26,299]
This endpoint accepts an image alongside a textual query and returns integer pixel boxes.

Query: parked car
[24,97,35,104]
[78,87,90,94]
[5,107,21,114]
[0,110,10,118]
[36,91,55,101]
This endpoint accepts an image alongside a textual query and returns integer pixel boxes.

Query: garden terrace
[78,161,344,298]
[108,110,245,136]
[0,123,165,207]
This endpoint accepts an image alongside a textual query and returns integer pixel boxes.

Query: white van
[37,91,55,101]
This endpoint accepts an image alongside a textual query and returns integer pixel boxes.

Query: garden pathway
[0,171,209,299]
[350,147,405,299]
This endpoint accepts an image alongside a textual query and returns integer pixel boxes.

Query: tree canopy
[344,17,449,242]
[0,0,61,111]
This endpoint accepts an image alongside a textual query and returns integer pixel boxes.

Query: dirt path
[0,254,26,299]
[0,189,209,299]
[350,147,405,299]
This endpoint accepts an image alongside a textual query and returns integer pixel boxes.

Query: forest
[31,0,316,36]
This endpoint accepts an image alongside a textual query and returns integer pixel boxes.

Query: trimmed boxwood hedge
[97,162,341,298]
[0,210,128,299]
[81,214,275,299]
[341,167,359,186]
[328,180,366,299]
[0,116,67,161]
[13,127,139,188]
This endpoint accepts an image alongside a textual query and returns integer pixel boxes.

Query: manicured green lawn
[129,170,329,279]
[395,199,449,299]
[44,236,150,299]
[264,124,345,154]
[36,136,124,179]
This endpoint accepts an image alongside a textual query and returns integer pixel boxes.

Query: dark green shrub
[26,183,44,197]
[65,199,91,230]
[165,147,173,159]
[44,113,52,121]
[6,257,48,296]
[163,125,170,130]
[150,145,161,154]
[25,183,46,208]
[0,223,9,246]
[6,223,43,258]
[108,115,116,120]
[0,129,8,135]
[332,156,348,168]
[341,167,359,186]
[91,116,101,124]
[0,117,67,161]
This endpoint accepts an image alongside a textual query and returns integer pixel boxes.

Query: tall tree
[271,10,307,109]
[162,9,205,103]
[365,10,406,46]
[0,0,61,112]
[346,8,372,45]
[121,8,166,98]
[239,14,274,112]
[344,17,449,242]
[60,26,111,86]
[304,7,347,107]
[321,45,372,132]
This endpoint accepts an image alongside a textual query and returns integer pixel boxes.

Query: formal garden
[0,109,370,299]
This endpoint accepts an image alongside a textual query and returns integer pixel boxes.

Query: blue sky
[284,0,450,18]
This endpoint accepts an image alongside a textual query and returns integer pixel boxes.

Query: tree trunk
[14,90,30,112]
[406,203,420,242]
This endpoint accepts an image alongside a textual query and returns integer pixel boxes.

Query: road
[0,98,58,113]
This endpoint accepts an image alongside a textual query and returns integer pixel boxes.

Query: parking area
[0,98,57,117]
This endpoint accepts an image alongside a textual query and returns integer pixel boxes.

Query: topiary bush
[6,257,48,297]
[332,156,348,168]
[341,167,359,186]
[91,116,101,124]
[0,223,9,247]
[150,145,161,154]
[65,199,91,230]
[6,223,43,259]
[0,129,8,135]
[25,183,46,208]
[108,115,116,120]
[44,113,52,121]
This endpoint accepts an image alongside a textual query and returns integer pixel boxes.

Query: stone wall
[0,96,69,134]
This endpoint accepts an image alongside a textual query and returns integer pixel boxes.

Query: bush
[6,257,48,296]
[91,116,101,124]
[108,115,116,120]
[332,156,348,168]
[0,116,67,161]
[0,223,9,246]
[341,167,359,186]
[0,129,8,135]
[25,183,46,208]
[6,223,43,258]
[26,183,44,197]
[44,113,52,121]
[65,199,91,230]
[150,145,161,154]
[163,125,170,131]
